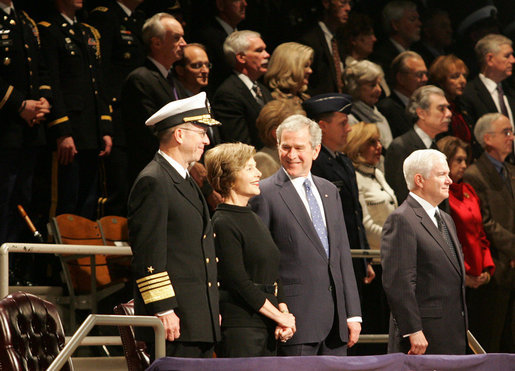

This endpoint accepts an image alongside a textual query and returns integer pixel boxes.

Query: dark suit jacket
[299,24,339,96]
[384,128,425,203]
[377,92,413,138]
[128,153,220,343]
[381,195,467,354]
[311,148,370,282]
[250,169,361,345]
[212,73,272,148]
[463,153,515,289]
[370,39,400,83]
[121,59,188,184]
[460,76,515,127]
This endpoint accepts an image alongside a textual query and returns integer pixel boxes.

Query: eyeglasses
[189,62,212,70]
[487,128,514,137]
[180,127,208,138]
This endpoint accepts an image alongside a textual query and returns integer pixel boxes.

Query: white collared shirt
[61,12,76,25]
[413,124,434,149]
[215,16,236,35]
[283,169,327,227]
[389,38,408,53]
[409,192,439,227]
[147,56,169,79]
[236,72,260,101]
[116,0,132,16]
[0,2,13,14]
[478,73,514,126]
[158,149,188,179]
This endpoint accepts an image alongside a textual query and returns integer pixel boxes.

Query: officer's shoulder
[37,21,52,28]
[91,6,109,13]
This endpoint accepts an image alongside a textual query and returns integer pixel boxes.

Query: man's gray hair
[474,112,504,148]
[382,1,417,35]
[403,149,447,190]
[406,85,445,120]
[475,34,513,67]
[223,30,261,68]
[343,60,384,99]
[276,114,322,149]
[142,13,176,49]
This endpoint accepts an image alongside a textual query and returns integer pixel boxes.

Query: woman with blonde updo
[205,143,295,357]
[264,42,314,103]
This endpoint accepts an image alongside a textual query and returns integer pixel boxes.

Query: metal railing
[48,314,165,371]
[0,242,132,298]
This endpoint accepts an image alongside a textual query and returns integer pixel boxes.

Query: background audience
[264,42,314,103]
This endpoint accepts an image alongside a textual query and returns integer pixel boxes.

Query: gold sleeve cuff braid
[136,271,175,305]
[48,116,69,128]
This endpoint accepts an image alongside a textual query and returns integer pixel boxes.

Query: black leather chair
[0,291,73,370]
[113,300,150,371]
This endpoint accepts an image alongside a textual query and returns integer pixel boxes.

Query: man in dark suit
[385,85,451,204]
[298,0,351,95]
[460,34,515,162]
[250,114,361,356]
[371,1,421,81]
[190,0,246,95]
[377,51,428,138]
[382,149,468,355]
[304,93,375,296]
[463,113,515,353]
[88,0,146,216]
[39,0,113,220]
[128,92,221,359]
[212,30,272,148]
[121,13,187,186]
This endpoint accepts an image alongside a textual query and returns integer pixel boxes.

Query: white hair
[475,34,513,68]
[382,1,417,35]
[407,85,445,120]
[276,114,322,149]
[223,30,261,68]
[474,112,504,148]
[403,149,447,190]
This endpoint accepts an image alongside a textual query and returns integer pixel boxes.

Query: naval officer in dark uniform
[38,0,112,220]
[88,0,146,216]
[128,92,221,359]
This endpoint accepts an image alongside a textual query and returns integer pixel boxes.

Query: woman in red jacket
[437,136,495,287]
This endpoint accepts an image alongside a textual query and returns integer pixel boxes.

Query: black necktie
[434,210,458,262]
[497,84,509,117]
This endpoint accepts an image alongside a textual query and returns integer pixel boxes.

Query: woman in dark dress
[204,142,295,357]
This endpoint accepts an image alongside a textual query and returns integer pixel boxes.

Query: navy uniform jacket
[88,2,146,147]
[128,153,221,343]
[38,13,112,150]
[0,7,58,148]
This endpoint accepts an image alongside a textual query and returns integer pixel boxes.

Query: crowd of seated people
[2,0,514,357]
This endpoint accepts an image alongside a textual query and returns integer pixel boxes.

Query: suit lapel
[408,196,462,275]
[474,78,498,113]
[145,59,175,99]
[316,25,337,82]
[232,74,263,112]
[155,154,204,215]
[275,171,329,261]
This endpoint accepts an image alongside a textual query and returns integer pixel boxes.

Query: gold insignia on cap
[183,113,221,126]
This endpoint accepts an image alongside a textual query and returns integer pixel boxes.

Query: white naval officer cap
[145,92,221,133]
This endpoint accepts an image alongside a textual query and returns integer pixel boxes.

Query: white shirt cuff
[347,316,362,323]
[156,309,174,316]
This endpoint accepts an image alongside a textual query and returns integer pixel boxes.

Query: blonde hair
[205,143,256,198]
[256,100,306,147]
[264,42,314,101]
[343,122,380,165]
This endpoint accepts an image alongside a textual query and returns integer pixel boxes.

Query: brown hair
[205,143,256,198]
[428,55,469,89]
[343,122,380,165]
[256,99,306,147]
[436,136,472,165]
